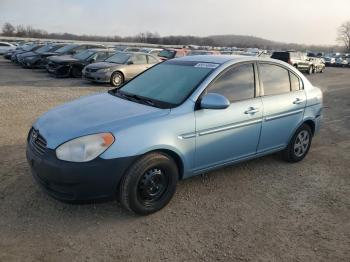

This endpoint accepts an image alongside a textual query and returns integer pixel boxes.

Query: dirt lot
[0,57,349,262]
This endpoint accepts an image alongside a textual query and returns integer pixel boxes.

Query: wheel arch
[303,119,316,135]
[147,149,184,180]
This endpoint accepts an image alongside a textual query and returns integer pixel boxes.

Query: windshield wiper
[113,90,155,107]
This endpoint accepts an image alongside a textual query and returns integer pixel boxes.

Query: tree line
[1,22,346,52]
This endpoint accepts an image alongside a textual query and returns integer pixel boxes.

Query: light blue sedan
[26,55,323,215]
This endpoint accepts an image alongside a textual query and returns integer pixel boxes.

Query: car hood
[86,62,122,70]
[34,93,170,149]
[19,51,36,58]
[48,55,78,63]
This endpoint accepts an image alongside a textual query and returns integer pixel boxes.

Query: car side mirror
[89,58,96,63]
[200,93,230,110]
[127,60,134,65]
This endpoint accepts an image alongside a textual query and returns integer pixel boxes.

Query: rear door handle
[244,107,259,114]
[293,98,304,104]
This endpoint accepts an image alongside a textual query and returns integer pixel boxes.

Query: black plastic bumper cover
[26,145,136,202]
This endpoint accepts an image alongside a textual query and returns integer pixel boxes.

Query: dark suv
[271,51,313,74]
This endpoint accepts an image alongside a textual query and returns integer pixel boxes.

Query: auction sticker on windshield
[194,63,220,69]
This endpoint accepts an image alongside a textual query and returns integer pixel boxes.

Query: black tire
[119,152,178,215]
[282,124,313,163]
[307,66,313,75]
[110,71,124,87]
[71,66,82,78]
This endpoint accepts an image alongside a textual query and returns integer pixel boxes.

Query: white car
[0,42,16,55]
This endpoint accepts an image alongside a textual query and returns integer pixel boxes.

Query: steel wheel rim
[294,130,310,157]
[137,168,168,205]
[113,74,122,86]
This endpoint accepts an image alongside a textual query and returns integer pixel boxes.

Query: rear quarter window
[290,72,302,91]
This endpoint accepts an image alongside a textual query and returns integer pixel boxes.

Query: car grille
[85,68,99,73]
[28,128,47,156]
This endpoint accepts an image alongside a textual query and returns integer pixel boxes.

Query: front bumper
[26,144,136,202]
[82,70,111,83]
[23,57,40,68]
[47,64,71,77]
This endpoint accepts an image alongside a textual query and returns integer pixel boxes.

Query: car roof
[175,55,268,64]
[175,55,291,67]
[86,48,113,52]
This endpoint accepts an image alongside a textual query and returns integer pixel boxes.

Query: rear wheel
[110,71,124,87]
[282,124,312,163]
[119,152,178,215]
[71,67,82,78]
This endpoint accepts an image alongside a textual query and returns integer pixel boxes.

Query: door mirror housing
[127,60,133,65]
[89,57,96,63]
[200,93,230,110]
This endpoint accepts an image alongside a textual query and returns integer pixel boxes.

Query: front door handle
[244,107,259,114]
[293,98,304,104]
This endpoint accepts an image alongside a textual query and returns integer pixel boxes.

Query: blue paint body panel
[30,55,323,199]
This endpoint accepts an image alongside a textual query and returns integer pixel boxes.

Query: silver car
[82,52,160,87]
[27,55,322,215]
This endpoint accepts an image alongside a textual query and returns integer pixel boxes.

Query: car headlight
[26,56,36,61]
[98,68,111,73]
[56,133,115,162]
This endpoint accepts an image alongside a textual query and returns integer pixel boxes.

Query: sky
[0,0,349,45]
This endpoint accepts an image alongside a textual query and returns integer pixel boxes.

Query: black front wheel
[307,66,313,75]
[119,152,178,215]
[71,67,82,78]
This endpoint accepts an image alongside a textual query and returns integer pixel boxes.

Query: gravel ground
[0,58,349,262]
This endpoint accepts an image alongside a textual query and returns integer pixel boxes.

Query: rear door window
[147,55,159,64]
[260,64,291,96]
[96,52,109,61]
[132,54,147,64]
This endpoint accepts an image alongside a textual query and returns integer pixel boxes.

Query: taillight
[288,59,292,65]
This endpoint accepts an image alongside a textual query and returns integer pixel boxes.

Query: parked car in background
[3,43,30,59]
[38,43,105,68]
[158,48,188,60]
[46,49,116,78]
[114,46,141,52]
[308,57,325,73]
[82,52,160,87]
[21,43,66,68]
[17,44,61,66]
[187,50,221,56]
[139,48,163,56]
[11,44,44,63]
[27,55,323,215]
[0,42,16,54]
[324,56,336,66]
[334,57,348,67]
[271,51,314,74]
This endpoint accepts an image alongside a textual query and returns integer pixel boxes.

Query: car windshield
[55,44,77,54]
[73,50,95,60]
[159,50,176,59]
[114,60,217,108]
[139,48,151,53]
[23,44,36,51]
[105,52,130,64]
[35,45,53,53]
